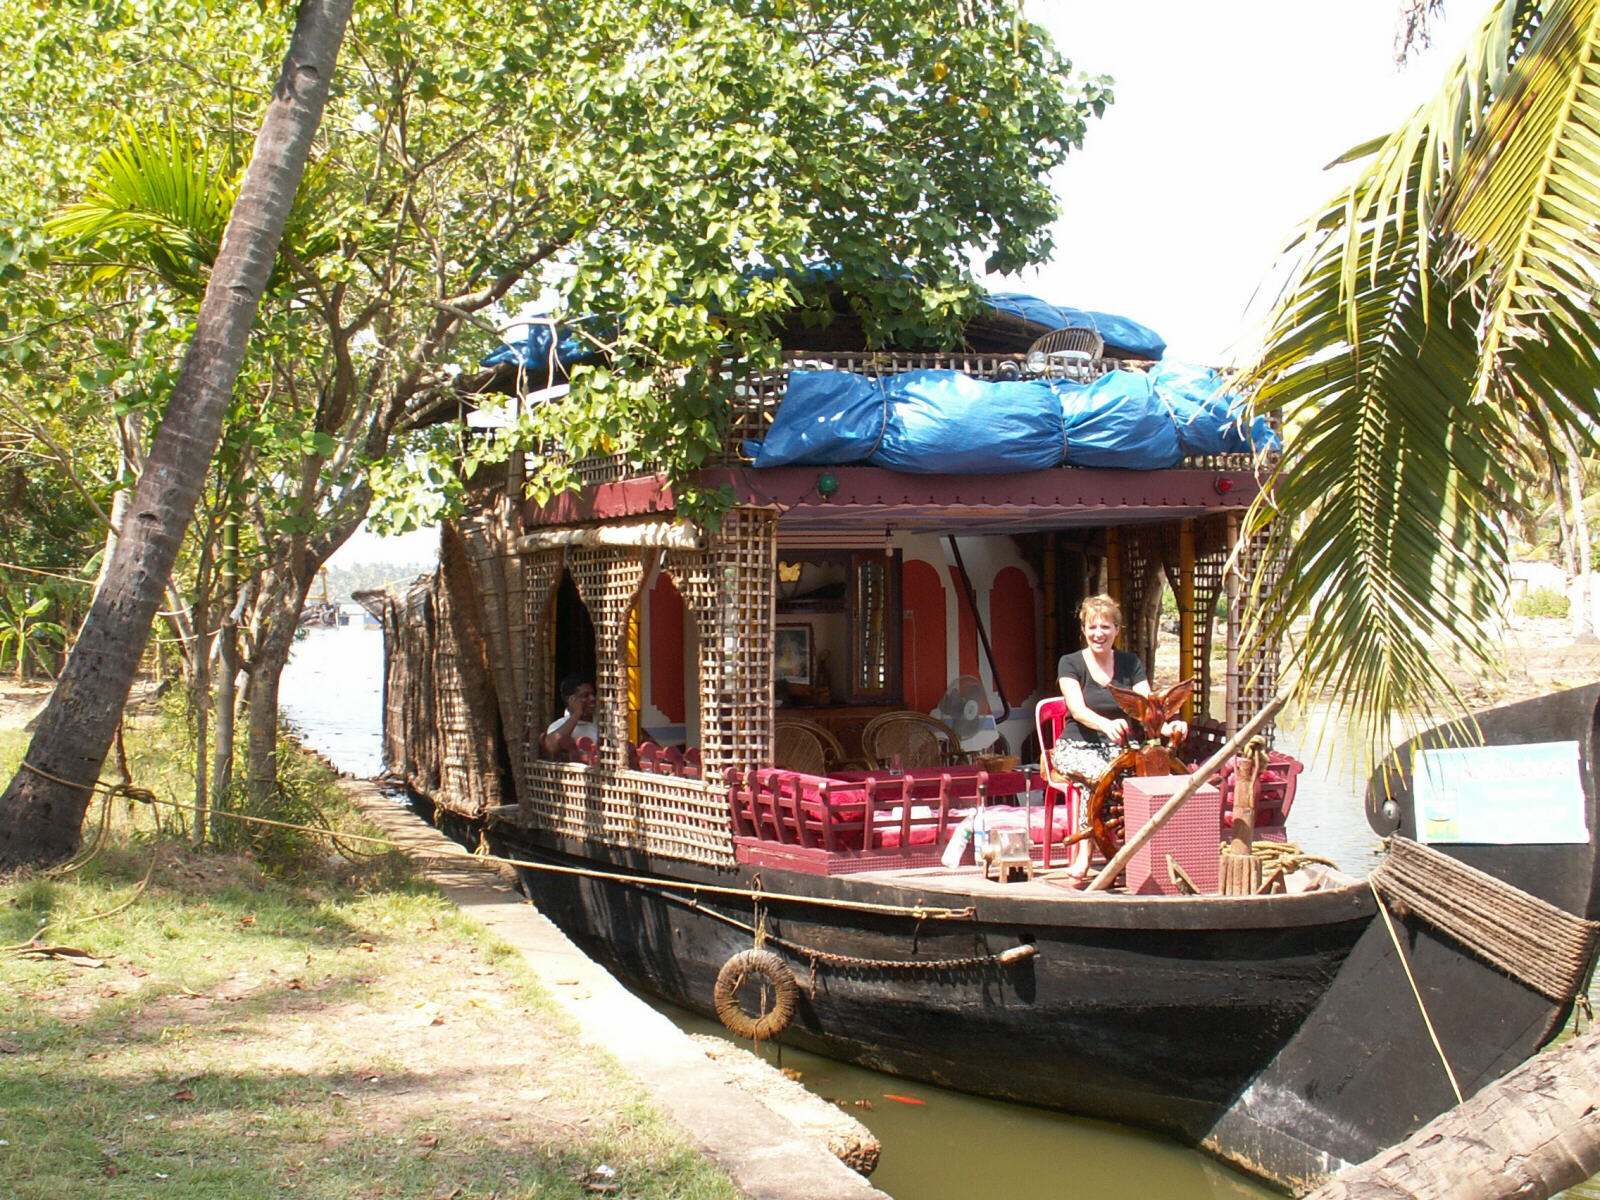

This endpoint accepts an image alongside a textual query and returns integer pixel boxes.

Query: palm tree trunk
[1305,1026,1600,1200]
[0,0,354,870]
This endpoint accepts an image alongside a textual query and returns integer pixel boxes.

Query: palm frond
[47,124,235,297]
[1269,0,1539,345]
[1244,151,1520,749]
[1438,0,1600,400]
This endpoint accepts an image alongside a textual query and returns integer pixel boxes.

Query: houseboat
[374,298,1600,1195]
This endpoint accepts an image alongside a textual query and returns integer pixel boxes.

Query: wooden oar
[1085,686,1292,892]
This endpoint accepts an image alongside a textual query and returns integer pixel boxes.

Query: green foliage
[0,589,69,682]
[1515,586,1571,618]
[207,741,353,875]
[403,0,1107,523]
[1242,0,1600,744]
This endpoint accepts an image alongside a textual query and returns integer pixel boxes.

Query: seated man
[541,675,598,762]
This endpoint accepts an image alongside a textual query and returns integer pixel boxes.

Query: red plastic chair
[1035,697,1087,873]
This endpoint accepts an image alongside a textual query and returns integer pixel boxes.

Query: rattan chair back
[861,711,967,770]
[773,718,846,776]
[1028,326,1104,360]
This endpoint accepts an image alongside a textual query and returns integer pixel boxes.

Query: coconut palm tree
[0,0,354,869]
[1244,0,1600,747]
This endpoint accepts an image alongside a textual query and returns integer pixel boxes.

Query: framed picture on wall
[774,624,812,685]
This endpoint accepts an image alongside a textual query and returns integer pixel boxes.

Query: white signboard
[1412,741,1590,844]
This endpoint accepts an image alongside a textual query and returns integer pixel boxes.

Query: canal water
[278,625,1396,1200]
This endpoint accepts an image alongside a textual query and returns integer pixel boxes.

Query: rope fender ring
[713,948,798,1040]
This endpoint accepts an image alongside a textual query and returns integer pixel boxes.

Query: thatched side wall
[377,531,509,821]
[454,494,528,774]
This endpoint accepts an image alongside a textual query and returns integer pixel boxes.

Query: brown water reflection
[661,1002,1277,1200]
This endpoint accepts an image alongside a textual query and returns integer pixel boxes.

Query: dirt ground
[0,680,49,731]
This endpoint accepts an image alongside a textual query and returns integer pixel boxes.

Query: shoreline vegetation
[0,697,738,1200]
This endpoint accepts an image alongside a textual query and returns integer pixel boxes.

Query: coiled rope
[1370,837,1600,1004]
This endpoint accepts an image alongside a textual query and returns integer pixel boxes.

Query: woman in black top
[1051,594,1185,782]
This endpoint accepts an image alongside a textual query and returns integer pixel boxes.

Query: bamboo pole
[1086,685,1291,892]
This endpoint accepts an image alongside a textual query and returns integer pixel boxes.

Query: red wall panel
[901,559,948,713]
[648,574,686,723]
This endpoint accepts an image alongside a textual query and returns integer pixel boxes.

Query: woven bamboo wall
[455,495,528,766]
[372,543,509,821]
[433,526,507,818]
[511,508,777,866]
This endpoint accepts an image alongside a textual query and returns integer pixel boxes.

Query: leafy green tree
[0,0,1102,864]
[1242,0,1600,745]
[0,0,354,869]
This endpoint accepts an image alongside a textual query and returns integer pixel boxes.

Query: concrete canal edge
[342,780,892,1200]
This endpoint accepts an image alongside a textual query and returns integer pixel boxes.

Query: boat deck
[836,860,1352,902]
[838,862,1106,899]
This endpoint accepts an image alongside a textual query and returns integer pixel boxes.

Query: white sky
[337,2,1476,566]
[988,0,1475,364]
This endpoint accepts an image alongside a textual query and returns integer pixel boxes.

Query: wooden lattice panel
[566,548,650,774]
[1185,513,1237,725]
[518,762,736,866]
[662,506,776,780]
[1232,523,1283,737]
[521,551,567,810]
[1118,524,1159,670]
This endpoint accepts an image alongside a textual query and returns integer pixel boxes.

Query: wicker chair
[861,711,973,770]
[1027,327,1104,376]
[773,718,847,776]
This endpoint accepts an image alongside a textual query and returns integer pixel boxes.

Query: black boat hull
[496,829,1375,1181]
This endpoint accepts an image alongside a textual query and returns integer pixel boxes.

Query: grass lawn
[0,712,738,1200]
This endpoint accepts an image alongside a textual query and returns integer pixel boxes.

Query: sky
[337,1,1477,566]
[989,0,1475,364]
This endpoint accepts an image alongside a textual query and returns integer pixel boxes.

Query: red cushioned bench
[726,767,993,874]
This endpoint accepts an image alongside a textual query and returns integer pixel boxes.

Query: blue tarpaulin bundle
[480,320,597,375]
[744,363,1275,473]
[1060,371,1182,469]
[983,294,1168,360]
[1150,361,1279,457]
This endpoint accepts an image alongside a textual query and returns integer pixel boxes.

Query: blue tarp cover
[983,293,1167,360]
[744,363,1276,473]
[480,320,596,373]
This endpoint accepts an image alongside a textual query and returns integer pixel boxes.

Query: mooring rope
[1369,837,1600,1005]
[654,882,1030,987]
[11,762,977,924]
[1373,892,1464,1105]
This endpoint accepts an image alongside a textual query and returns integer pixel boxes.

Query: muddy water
[279,627,1393,1199]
